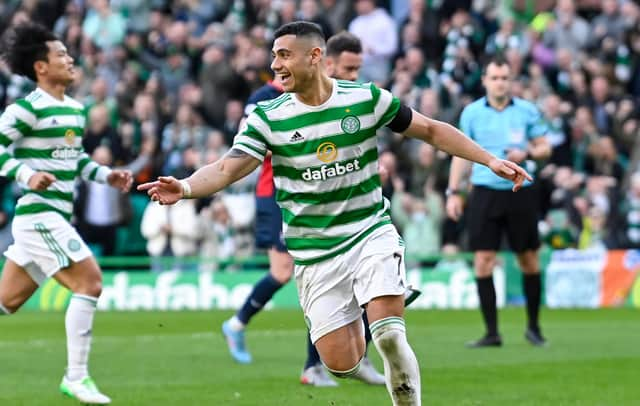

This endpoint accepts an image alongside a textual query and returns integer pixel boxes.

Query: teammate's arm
[137,148,261,205]
[76,152,132,192]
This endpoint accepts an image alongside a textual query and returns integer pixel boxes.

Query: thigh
[54,256,102,296]
[0,259,39,312]
[314,318,365,369]
[295,257,362,345]
[505,186,541,253]
[467,187,504,252]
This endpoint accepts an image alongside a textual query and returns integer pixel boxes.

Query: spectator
[348,0,398,84]
[199,199,236,272]
[543,0,590,55]
[82,0,127,50]
[141,198,201,273]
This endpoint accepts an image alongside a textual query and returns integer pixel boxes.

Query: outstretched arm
[402,109,531,191]
[137,148,261,205]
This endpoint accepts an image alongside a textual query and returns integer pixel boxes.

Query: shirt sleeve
[526,103,548,139]
[370,83,401,129]
[0,102,37,184]
[77,152,112,183]
[232,108,270,162]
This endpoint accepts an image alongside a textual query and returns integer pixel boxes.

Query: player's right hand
[137,176,183,205]
[446,194,464,221]
[28,172,57,190]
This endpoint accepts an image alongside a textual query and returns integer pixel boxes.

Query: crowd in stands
[1,0,640,268]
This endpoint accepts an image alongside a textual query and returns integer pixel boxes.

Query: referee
[446,56,551,347]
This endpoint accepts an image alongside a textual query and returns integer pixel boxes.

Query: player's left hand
[108,169,133,192]
[488,158,532,192]
[137,176,183,205]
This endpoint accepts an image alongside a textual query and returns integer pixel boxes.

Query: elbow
[407,115,436,143]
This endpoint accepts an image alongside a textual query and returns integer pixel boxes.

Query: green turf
[0,308,638,405]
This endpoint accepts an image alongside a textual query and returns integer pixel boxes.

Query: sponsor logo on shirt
[64,129,76,145]
[52,146,81,160]
[316,141,338,163]
[302,159,361,181]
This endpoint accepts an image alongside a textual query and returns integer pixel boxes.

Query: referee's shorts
[466,185,540,253]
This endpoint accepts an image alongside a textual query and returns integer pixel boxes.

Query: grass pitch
[0,308,637,405]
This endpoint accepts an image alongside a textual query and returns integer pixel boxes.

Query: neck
[488,95,510,111]
[38,81,67,101]
[296,73,333,106]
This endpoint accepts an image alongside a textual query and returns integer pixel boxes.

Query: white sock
[227,315,245,332]
[0,302,11,315]
[370,317,421,406]
[65,294,98,381]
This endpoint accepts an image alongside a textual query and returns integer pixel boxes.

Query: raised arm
[401,109,531,190]
[137,148,261,205]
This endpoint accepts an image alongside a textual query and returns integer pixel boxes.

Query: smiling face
[36,40,75,86]
[270,34,322,92]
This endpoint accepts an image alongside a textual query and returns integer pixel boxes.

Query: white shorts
[295,224,407,343]
[4,212,92,285]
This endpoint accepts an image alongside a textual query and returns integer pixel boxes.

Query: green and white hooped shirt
[233,79,401,265]
[0,88,111,222]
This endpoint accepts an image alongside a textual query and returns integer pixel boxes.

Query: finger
[158,176,175,184]
[137,181,159,191]
[518,167,533,181]
[500,164,515,176]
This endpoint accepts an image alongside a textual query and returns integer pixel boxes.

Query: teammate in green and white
[139,21,531,405]
[0,23,132,405]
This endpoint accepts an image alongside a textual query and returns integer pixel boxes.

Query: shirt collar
[484,97,515,109]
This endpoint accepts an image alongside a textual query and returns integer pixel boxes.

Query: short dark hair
[326,31,362,57]
[1,22,58,82]
[273,21,326,44]
[482,54,511,75]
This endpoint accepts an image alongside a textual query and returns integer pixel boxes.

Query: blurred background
[0,0,638,308]
[1,1,639,405]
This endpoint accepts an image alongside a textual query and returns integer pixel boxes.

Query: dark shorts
[467,185,540,253]
[255,196,287,252]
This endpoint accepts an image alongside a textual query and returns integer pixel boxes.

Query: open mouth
[279,73,291,84]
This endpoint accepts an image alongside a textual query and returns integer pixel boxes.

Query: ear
[34,60,48,77]
[310,46,323,65]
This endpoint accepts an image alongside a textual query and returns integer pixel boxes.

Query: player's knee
[0,300,17,314]
[74,279,102,298]
[88,280,103,298]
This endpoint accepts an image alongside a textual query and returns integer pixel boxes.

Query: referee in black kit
[446,56,551,347]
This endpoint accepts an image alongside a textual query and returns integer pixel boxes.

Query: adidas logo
[51,118,58,125]
[290,131,304,142]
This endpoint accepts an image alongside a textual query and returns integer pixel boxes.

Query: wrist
[179,179,192,199]
[446,188,463,197]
